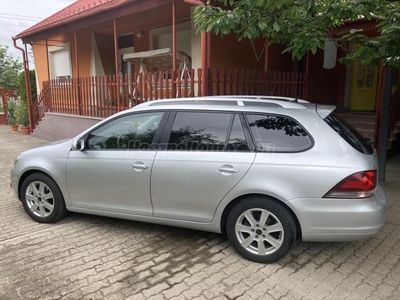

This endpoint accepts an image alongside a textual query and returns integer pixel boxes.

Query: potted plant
[16,101,30,135]
[6,100,18,133]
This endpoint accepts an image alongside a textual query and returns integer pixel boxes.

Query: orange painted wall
[32,32,73,91]
[74,27,93,77]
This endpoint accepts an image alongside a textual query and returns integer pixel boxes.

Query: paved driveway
[0,124,399,300]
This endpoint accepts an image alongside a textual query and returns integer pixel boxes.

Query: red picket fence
[31,81,51,127]
[32,68,339,129]
[42,69,202,119]
[0,87,20,125]
[208,69,339,105]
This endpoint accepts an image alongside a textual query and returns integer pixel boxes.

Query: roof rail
[207,95,310,104]
[143,96,310,110]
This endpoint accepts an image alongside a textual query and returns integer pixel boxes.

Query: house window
[49,44,72,80]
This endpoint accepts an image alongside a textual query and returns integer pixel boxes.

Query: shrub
[16,101,29,126]
[6,99,17,125]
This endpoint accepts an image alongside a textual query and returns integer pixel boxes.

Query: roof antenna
[291,97,299,103]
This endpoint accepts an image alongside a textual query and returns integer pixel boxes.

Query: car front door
[151,112,256,222]
[66,111,167,216]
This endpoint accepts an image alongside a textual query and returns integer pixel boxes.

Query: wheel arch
[220,193,302,238]
[18,169,59,200]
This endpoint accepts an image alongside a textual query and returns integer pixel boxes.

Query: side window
[86,112,164,150]
[167,112,232,151]
[227,115,250,152]
[246,114,312,152]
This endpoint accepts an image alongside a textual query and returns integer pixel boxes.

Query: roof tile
[17,0,134,39]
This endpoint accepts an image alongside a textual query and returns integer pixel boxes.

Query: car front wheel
[20,173,67,223]
[226,196,297,263]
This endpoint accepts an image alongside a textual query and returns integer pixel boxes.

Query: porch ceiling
[18,0,190,43]
[92,2,191,36]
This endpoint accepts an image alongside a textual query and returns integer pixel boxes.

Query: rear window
[324,113,374,155]
[246,114,313,152]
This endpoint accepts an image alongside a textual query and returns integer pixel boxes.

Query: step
[357,129,375,139]
[347,121,375,132]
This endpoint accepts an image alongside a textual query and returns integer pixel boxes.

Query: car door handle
[132,162,149,170]
[218,165,240,174]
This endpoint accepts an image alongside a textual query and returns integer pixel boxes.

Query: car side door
[151,111,256,222]
[66,111,168,215]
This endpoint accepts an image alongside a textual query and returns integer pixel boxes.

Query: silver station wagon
[10,96,386,263]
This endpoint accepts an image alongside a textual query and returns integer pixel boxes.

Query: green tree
[194,0,400,66]
[0,45,22,89]
[19,70,37,103]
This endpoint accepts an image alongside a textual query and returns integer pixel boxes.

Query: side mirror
[72,137,85,151]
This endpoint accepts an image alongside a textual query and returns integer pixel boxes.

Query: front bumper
[286,185,386,242]
[10,168,20,200]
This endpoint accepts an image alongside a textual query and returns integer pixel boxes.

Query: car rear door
[151,111,256,222]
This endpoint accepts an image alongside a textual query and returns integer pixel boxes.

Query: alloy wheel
[25,181,55,218]
[235,208,284,256]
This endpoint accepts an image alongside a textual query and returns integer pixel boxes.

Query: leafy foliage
[16,101,29,126]
[6,99,18,125]
[194,0,400,66]
[0,45,22,89]
[19,71,37,103]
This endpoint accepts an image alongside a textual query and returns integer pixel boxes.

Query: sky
[0,0,76,65]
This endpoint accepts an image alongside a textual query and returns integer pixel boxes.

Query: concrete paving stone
[162,282,190,299]
[142,282,170,298]
[1,125,400,300]
[170,295,187,300]
[308,282,335,299]
[223,282,248,299]
[244,279,274,299]
[181,282,208,299]
[373,283,397,299]
[236,294,259,300]
[328,286,353,299]
[201,283,226,299]
[166,271,191,285]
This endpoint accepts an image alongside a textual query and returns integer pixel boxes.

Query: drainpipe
[172,0,177,98]
[45,38,50,80]
[183,0,208,96]
[113,19,121,110]
[12,37,33,133]
[74,29,82,115]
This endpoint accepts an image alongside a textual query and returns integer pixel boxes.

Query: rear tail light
[324,170,377,199]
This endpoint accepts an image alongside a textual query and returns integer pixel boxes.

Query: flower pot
[20,125,30,135]
[10,125,19,134]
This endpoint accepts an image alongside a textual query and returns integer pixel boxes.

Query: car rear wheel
[21,173,67,223]
[226,196,297,263]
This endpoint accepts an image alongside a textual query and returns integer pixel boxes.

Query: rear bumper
[286,185,386,242]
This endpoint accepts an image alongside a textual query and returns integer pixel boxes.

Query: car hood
[20,138,73,158]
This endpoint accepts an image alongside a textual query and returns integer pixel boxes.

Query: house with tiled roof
[14,0,400,152]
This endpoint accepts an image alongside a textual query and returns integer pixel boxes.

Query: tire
[226,196,297,263]
[20,173,67,223]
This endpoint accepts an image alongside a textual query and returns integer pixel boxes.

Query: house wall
[209,35,265,70]
[94,32,115,75]
[309,48,347,109]
[32,32,73,91]
[267,44,294,72]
